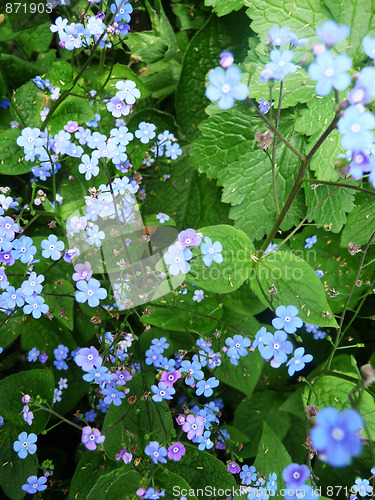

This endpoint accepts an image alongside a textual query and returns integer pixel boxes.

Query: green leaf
[323,0,375,64]
[306,372,375,440]
[143,153,230,231]
[215,349,264,398]
[0,369,54,434]
[289,226,375,313]
[16,23,53,56]
[155,471,198,500]
[126,32,168,64]
[295,96,336,137]
[0,128,31,175]
[43,278,74,330]
[222,282,266,315]
[307,130,343,181]
[68,451,118,500]
[253,422,292,487]
[104,470,140,499]
[47,60,74,88]
[205,0,244,16]
[341,194,375,247]
[189,224,254,293]
[11,81,44,128]
[0,428,37,500]
[166,443,237,499]
[98,63,150,100]
[103,377,173,458]
[143,293,223,333]
[250,251,338,327]
[303,174,356,232]
[244,0,330,43]
[47,96,94,135]
[233,390,290,458]
[176,14,252,139]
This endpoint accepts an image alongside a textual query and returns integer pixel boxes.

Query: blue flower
[22,475,47,494]
[258,98,272,114]
[272,305,303,333]
[240,464,257,485]
[23,295,49,319]
[252,326,270,350]
[192,289,204,303]
[349,150,375,179]
[314,330,326,340]
[13,432,37,459]
[116,80,140,104]
[315,270,324,278]
[282,463,310,487]
[110,0,133,22]
[195,377,219,397]
[151,382,175,402]
[135,122,156,144]
[220,51,234,69]
[78,154,99,180]
[165,142,182,160]
[286,347,313,376]
[83,366,112,384]
[206,66,249,110]
[75,278,107,307]
[200,236,223,267]
[268,26,293,46]
[86,225,105,247]
[363,35,375,60]
[267,472,278,492]
[352,478,373,497]
[156,213,169,224]
[41,234,65,261]
[110,126,133,146]
[338,106,375,150]
[260,49,297,82]
[258,330,293,367]
[144,441,168,464]
[102,385,125,406]
[180,360,204,386]
[28,347,40,362]
[85,409,97,423]
[316,20,350,46]
[304,235,317,249]
[308,51,352,96]
[53,359,68,370]
[163,244,192,276]
[196,430,214,451]
[225,335,251,357]
[310,407,363,467]
[11,236,37,264]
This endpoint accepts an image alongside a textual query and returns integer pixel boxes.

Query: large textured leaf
[11,81,44,128]
[289,226,375,313]
[189,224,255,293]
[250,251,338,327]
[47,96,94,135]
[324,0,375,64]
[176,15,252,139]
[303,173,356,232]
[0,129,32,175]
[166,443,237,499]
[341,194,375,247]
[307,130,343,181]
[253,422,292,488]
[205,0,244,16]
[295,96,336,137]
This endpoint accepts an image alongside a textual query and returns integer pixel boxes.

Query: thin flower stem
[326,230,375,370]
[302,178,375,197]
[271,81,283,216]
[246,97,305,161]
[35,404,82,431]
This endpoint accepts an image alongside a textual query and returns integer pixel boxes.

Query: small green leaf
[189,224,255,293]
[0,129,31,175]
[205,0,244,16]
[48,60,74,88]
[0,369,54,434]
[166,443,237,498]
[253,422,292,487]
[250,251,338,327]
[11,81,44,128]
[341,194,375,247]
[47,96,94,135]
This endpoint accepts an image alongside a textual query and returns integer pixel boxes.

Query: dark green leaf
[47,96,94,135]
[0,129,32,175]
[341,194,375,247]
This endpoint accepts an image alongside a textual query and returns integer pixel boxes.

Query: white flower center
[331,427,345,440]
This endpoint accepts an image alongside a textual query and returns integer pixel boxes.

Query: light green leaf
[166,443,237,498]
[205,0,244,16]
[216,349,264,398]
[250,251,338,327]
[189,224,255,293]
[307,129,343,181]
[0,369,54,434]
[47,60,74,88]
[11,81,44,128]
[295,96,336,137]
[289,226,375,313]
[0,129,32,175]
[222,282,266,315]
[341,194,375,247]
[303,174,356,232]
[104,470,140,499]
[234,390,290,458]
[47,96,94,135]
[176,14,252,140]
[253,422,292,487]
